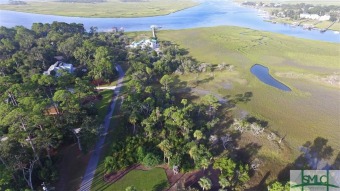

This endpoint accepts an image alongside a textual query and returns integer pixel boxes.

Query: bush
[142,153,161,167]
[37,160,59,182]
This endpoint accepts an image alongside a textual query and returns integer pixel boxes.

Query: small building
[300,13,320,20]
[300,13,330,21]
[112,27,118,33]
[54,55,64,61]
[129,39,159,50]
[319,15,330,21]
[45,105,59,115]
[43,61,74,76]
[274,3,281,7]
[0,136,8,142]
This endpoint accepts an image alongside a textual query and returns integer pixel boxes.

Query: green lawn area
[92,168,168,191]
[315,21,340,31]
[95,89,114,121]
[0,0,198,18]
[157,26,340,159]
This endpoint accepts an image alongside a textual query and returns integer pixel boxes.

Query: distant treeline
[58,0,106,3]
[8,0,27,5]
[120,0,148,2]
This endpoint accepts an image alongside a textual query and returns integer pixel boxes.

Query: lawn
[315,21,340,31]
[157,26,340,159]
[92,168,169,191]
[0,0,198,18]
[95,89,114,121]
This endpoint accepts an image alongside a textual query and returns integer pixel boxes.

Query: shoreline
[234,1,340,33]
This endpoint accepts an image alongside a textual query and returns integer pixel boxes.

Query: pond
[250,64,291,91]
[0,0,339,43]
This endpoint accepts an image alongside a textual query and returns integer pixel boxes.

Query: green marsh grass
[0,0,198,18]
[157,26,340,157]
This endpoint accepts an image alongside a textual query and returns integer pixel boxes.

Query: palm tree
[219,177,230,190]
[198,177,212,191]
[200,158,210,171]
[189,145,199,162]
[129,112,138,134]
[158,139,172,164]
[193,130,203,141]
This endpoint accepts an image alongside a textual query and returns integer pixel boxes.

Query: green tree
[189,144,211,169]
[158,139,172,165]
[58,34,83,59]
[213,158,236,178]
[73,39,96,65]
[236,164,250,190]
[90,46,114,81]
[14,26,35,50]
[193,130,203,141]
[104,156,118,174]
[159,74,173,91]
[213,158,250,191]
[201,94,221,119]
[0,165,12,190]
[198,177,212,191]
[219,177,230,190]
[129,112,139,134]
[267,181,290,191]
[142,153,161,167]
[200,158,210,171]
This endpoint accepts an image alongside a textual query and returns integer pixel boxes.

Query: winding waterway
[0,0,339,43]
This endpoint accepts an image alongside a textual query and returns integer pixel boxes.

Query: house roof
[0,136,8,142]
[44,61,74,76]
[54,56,64,61]
[45,106,59,115]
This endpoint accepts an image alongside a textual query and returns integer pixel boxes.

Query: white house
[43,61,74,76]
[300,13,320,20]
[319,15,330,21]
[129,39,159,50]
[300,14,330,21]
[0,136,8,142]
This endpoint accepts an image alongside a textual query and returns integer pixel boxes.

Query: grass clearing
[92,168,168,191]
[95,89,114,121]
[0,0,198,17]
[157,26,340,159]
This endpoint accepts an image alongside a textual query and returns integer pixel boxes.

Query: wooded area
[0,22,125,190]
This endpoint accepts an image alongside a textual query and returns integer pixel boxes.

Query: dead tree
[220,134,232,149]
[22,156,39,190]
[267,132,277,142]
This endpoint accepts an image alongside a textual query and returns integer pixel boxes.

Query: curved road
[79,65,124,191]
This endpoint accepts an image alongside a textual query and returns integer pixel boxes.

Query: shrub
[142,153,161,167]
